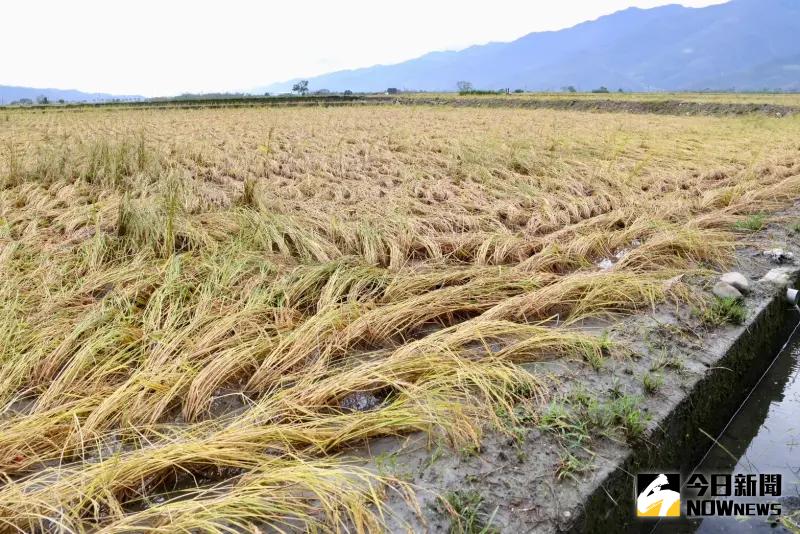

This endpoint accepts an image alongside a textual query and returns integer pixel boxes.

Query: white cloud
[1,0,726,96]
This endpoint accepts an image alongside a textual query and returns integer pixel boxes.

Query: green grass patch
[642,372,664,395]
[702,297,747,327]
[733,214,766,232]
[438,490,499,534]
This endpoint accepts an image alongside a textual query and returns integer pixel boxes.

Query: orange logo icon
[637,474,681,517]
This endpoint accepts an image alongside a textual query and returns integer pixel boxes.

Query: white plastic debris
[597,258,615,270]
[763,249,795,264]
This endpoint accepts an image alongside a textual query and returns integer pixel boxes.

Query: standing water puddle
[655,312,800,533]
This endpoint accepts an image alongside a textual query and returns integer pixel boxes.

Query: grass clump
[539,390,650,482]
[702,297,747,326]
[733,214,766,232]
[541,391,651,449]
[585,393,650,441]
[539,401,592,448]
[438,490,499,534]
[642,372,664,395]
[651,352,686,375]
[556,449,594,482]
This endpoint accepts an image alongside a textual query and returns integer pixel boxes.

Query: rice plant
[0,102,798,532]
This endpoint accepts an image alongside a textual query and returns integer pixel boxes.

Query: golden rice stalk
[99,459,413,534]
[482,270,683,323]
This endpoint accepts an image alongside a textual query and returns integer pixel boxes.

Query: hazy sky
[3,0,726,96]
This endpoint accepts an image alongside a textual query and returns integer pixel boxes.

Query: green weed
[556,449,593,482]
[702,297,747,327]
[643,373,664,395]
[439,490,499,534]
[733,214,766,232]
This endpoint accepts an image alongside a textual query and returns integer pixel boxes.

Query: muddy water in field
[654,313,800,533]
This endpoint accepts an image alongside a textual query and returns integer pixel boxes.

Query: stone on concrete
[720,272,750,294]
[760,267,795,287]
[712,281,743,300]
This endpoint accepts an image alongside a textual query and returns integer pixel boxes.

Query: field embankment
[9,92,800,117]
[391,95,799,117]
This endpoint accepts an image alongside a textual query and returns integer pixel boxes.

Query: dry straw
[0,103,798,531]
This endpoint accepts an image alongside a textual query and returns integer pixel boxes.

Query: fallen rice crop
[1,103,799,532]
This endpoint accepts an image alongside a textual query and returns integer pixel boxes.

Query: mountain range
[4,0,799,100]
[259,0,800,94]
[0,85,143,104]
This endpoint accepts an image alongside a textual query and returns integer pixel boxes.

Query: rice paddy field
[2,103,800,532]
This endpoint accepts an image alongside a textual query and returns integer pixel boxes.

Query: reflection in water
[652,319,800,534]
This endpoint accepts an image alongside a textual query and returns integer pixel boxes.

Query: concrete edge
[569,268,800,532]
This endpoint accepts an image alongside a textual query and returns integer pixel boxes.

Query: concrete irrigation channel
[654,321,800,533]
[370,218,800,533]
[573,269,800,533]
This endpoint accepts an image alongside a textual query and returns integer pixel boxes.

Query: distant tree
[513,88,524,93]
[57,99,65,104]
[456,81,473,93]
[292,80,309,96]
[343,90,353,95]
[386,87,399,94]
[617,88,624,93]
[592,86,610,93]
[263,92,271,96]
[36,95,49,105]
[563,86,577,93]
[313,89,331,95]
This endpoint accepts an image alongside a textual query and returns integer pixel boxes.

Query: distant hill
[258,0,800,94]
[0,85,143,104]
